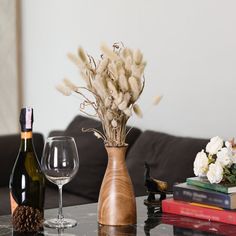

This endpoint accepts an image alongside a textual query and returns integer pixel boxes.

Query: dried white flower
[216,147,233,168]
[60,43,148,146]
[207,162,223,184]
[206,136,224,155]
[193,150,209,177]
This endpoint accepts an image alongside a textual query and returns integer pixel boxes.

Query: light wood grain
[98,146,137,226]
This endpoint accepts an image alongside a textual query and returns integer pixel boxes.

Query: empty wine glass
[41,136,79,229]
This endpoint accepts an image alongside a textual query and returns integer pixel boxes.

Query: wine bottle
[9,107,45,232]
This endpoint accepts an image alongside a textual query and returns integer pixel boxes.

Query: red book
[162,198,236,225]
[162,213,236,235]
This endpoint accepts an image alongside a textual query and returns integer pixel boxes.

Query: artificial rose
[206,162,223,184]
[193,150,209,177]
[206,136,223,155]
[216,147,233,167]
[226,141,236,163]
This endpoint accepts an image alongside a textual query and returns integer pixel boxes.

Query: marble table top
[1,196,236,235]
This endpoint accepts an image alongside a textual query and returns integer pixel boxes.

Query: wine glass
[41,136,79,229]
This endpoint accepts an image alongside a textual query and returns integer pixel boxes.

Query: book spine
[173,185,231,209]
[162,199,236,225]
[187,178,228,193]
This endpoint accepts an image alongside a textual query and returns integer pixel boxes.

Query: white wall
[21,0,236,140]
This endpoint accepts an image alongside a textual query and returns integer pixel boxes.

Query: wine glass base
[44,218,77,229]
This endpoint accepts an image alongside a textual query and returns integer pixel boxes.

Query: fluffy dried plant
[57,43,147,146]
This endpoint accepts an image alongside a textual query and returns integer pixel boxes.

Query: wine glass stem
[58,185,64,221]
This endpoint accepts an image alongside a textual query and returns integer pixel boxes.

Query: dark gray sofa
[0,115,208,215]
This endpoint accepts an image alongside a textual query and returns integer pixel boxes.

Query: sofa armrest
[48,130,65,137]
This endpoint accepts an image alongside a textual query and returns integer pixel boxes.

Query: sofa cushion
[63,115,141,201]
[126,130,208,196]
[0,133,44,187]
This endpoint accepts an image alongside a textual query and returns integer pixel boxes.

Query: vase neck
[105,146,128,167]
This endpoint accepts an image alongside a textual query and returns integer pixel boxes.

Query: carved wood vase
[98,146,137,226]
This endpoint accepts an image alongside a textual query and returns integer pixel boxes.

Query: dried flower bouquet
[57,43,147,146]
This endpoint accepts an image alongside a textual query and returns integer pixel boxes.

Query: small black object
[144,162,171,207]
[144,205,162,236]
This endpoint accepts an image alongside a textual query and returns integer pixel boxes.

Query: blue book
[173,182,236,209]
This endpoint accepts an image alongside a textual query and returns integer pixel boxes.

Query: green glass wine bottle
[9,107,45,232]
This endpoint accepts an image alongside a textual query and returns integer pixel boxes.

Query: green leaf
[224,168,231,175]
[226,175,236,184]
[232,168,236,175]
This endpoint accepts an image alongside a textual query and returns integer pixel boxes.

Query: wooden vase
[97,146,137,226]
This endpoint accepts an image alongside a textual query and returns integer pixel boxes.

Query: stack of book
[162,177,236,225]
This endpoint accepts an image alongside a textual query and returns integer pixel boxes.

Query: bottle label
[25,108,33,129]
[10,192,18,214]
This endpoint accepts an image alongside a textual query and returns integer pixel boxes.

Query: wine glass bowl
[41,136,79,229]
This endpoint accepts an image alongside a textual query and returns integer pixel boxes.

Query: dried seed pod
[124,56,132,72]
[106,110,113,120]
[97,58,109,74]
[118,74,129,92]
[153,95,163,105]
[63,78,77,91]
[123,108,132,117]
[121,48,133,60]
[133,104,143,118]
[118,92,131,111]
[111,119,118,128]
[104,97,112,108]
[101,43,119,61]
[107,80,118,99]
[131,64,145,80]
[92,75,109,99]
[133,49,143,65]
[78,47,88,63]
[128,76,141,101]
[56,83,72,96]
[67,53,83,67]
[111,102,118,110]
[115,92,124,106]
[108,62,119,80]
